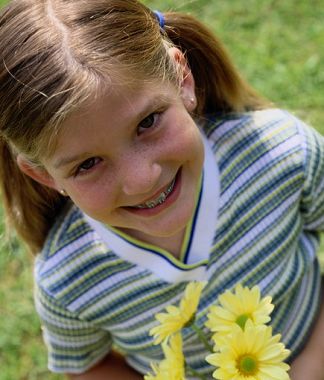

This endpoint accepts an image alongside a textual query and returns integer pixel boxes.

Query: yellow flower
[150,282,206,344]
[206,321,290,380]
[144,363,163,380]
[145,333,186,380]
[205,284,274,336]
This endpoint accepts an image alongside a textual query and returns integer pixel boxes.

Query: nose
[120,156,162,196]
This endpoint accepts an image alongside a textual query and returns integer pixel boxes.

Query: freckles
[167,130,200,161]
[70,177,115,206]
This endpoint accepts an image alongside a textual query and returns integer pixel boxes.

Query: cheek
[65,179,117,213]
[162,116,203,163]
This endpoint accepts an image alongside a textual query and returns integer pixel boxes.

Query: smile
[132,177,176,209]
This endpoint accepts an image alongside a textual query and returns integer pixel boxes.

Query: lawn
[0,1,323,379]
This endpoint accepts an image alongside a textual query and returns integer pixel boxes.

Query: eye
[75,157,101,176]
[137,112,161,134]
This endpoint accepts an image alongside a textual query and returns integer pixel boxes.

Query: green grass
[0,240,63,380]
[0,0,323,379]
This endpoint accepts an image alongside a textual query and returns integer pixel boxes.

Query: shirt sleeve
[35,284,113,374]
[299,120,324,231]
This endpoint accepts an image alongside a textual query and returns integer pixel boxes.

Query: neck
[121,228,186,259]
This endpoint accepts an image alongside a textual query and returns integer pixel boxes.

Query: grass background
[0,0,323,379]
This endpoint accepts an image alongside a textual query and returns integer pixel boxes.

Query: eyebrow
[53,152,93,169]
[52,94,171,170]
[129,94,170,124]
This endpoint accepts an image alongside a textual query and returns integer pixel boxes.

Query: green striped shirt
[35,109,324,376]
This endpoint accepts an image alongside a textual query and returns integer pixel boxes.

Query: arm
[289,299,324,380]
[67,351,143,380]
[288,122,324,380]
[299,122,324,232]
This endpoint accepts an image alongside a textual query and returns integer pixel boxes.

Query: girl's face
[24,72,204,242]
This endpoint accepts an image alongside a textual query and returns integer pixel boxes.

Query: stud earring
[59,189,67,196]
[187,96,196,110]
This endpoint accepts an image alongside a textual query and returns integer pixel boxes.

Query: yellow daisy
[145,333,186,380]
[206,321,290,380]
[205,284,274,335]
[150,282,206,344]
[144,363,163,380]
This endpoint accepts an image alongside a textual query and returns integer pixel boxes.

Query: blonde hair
[0,0,268,254]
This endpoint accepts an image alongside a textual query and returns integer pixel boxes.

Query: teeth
[133,177,176,209]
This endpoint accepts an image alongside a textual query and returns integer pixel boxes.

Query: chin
[144,216,191,238]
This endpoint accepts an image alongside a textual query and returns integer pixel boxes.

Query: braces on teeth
[134,178,176,209]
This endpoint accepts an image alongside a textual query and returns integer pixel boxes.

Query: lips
[131,175,177,209]
[133,177,176,209]
[124,168,182,217]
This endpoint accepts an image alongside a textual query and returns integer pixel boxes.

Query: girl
[0,0,323,379]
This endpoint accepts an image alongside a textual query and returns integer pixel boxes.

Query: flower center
[235,314,251,329]
[237,355,258,376]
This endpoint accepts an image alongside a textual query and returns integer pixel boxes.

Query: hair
[0,0,269,254]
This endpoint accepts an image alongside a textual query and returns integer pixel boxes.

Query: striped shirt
[34,109,324,376]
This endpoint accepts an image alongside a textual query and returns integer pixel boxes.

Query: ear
[17,154,59,190]
[169,47,197,111]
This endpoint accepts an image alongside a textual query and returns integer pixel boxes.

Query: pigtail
[0,138,66,254]
[163,12,269,115]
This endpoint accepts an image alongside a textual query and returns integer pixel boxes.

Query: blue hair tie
[153,10,165,29]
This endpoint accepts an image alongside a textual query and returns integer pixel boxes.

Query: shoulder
[40,203,96,260]
[204,108,308,165]
[34,204,113,305]
[246,109,324,172]
[204,108,304,142]
[202,109,318,197]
